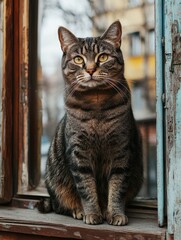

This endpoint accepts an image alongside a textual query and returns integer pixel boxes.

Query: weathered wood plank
[0,0,13,203]
[0,231,62,240]
[17,0,29,193]
[0,207,166,240]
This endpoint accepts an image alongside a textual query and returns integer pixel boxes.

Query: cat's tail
[37,198,52,213]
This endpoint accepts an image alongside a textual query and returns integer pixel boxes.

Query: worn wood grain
[13,0,20,195]
[0,0,13,203]
[17,0,30,193]
[0,231,63,240]
[0,207,166,240]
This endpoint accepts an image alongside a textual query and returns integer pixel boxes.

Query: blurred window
[129,32,142,56]
[148,29,155,54]
[128,0,142,7]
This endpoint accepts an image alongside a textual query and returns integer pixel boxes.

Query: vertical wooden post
[0,0,13,203]
[155,0,165,227]
[18,0,30,193]
[28,0,41,190]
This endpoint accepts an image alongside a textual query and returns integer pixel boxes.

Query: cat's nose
[86,68,96,76]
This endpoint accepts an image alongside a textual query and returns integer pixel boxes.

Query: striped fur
[38,21,143,226]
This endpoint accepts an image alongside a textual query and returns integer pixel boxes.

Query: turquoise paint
[164,0,181,237]
[164,0,174,234]
[155,0,165,227]
[175,85,181,202]
[175,85,181,239]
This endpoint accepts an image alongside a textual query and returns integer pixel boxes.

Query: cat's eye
[74,56,84,64]
[98,54,108,63]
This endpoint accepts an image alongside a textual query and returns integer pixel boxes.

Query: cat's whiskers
[113,79,130,99]
[76,76,85,81]
[99,72,108,76]
[65,81,81,103]
[105,78,129,103]
[114,79,131,94]
[104,80,126,103]
[65,75,93,102]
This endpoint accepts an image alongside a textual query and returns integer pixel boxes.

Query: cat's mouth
[79,77,106,88]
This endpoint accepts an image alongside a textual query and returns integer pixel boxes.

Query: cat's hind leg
[72,208,84,220]
[54,184,84,219]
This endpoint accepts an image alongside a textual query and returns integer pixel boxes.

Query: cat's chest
[85,119,104,138]
[67,103,130,145]
[77,117,118,141]
[67,107,127,135]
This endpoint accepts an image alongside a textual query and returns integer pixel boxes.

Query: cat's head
[58,21,124,90]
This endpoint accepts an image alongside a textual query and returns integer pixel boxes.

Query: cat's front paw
[83,213,103,225]
[106,213,128,226]
[72,209,84,220]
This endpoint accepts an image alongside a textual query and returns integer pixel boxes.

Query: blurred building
[90,0,156,198]
[90,0,155,120]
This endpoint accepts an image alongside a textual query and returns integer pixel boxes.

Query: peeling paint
[165,1,181,237]
[2,223,10,229]
[32,227,41,231]
[74,231,81,238]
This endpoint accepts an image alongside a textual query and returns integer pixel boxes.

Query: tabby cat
[38,20,143,226]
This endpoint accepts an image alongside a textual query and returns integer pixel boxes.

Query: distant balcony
[125,55,155,81]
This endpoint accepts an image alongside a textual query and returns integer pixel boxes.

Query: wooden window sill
[0,207,166,240]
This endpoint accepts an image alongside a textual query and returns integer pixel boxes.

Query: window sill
[0,207,166,239]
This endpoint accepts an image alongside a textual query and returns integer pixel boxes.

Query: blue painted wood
[155,0,165,228]
[164,0,181,238]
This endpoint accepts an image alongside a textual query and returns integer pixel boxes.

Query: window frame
[155,0,165,228]
[13,0,41,195]
[14,0,30,195]
[1,0,181,238]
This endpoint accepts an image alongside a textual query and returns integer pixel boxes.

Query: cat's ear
[58,27,78,53]
[101,21,122,48]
